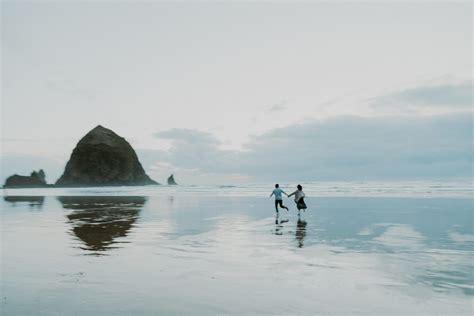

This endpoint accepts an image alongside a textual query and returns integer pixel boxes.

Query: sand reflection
[58,196,147,254]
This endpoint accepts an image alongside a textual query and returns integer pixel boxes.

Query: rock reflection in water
[58,196,147,254]
[3,196,45,208]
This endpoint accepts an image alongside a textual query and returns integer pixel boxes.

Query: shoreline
[2,180,473,199]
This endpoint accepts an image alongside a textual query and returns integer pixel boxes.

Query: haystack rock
[4,169,47,188]
[56,125,158,186]
[167,174,177,185]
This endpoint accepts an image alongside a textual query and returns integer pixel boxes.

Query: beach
[3,1,472,314]
[1,182,473,315]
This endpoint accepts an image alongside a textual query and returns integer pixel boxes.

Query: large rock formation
[167,174,177,185]
[4,169,48,188]
[56,125,158,186]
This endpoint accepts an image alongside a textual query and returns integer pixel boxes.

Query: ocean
[1,181,473,315]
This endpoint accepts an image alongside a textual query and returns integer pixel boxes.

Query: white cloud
[449,231,474,243]
[267,100,289,112]
[372,81,473,110]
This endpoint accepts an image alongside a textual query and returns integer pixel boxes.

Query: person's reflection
[295,214,307,248]
[3,196,45,209]
[275,212,289,235]
[57,196,147,254]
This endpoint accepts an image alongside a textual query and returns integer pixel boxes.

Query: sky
[1,1,472,184]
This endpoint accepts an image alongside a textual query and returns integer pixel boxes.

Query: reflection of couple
[274,202,308,248]
[269,183,307,212]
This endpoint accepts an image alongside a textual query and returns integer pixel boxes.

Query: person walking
[288,184,307,212]
[270,184,289,212]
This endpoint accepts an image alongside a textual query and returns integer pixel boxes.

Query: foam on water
[2,179,473,197]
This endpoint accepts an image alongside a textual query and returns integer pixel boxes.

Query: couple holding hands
[270,183,307,212]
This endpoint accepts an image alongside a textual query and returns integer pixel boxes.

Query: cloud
[148,112,473,182]
[153,129,237,174]
[1,138,38,142]
[372,81,473,110]
[155,128,220,145]
[44,77,101,103]
[267,100,289,112]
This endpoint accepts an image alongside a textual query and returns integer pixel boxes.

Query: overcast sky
[1,1,472,184]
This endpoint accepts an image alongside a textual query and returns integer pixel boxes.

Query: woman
[288,184,307,211]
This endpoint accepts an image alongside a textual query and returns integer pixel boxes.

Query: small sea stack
[167,174,178,185]
[56,125,158,187]
[4,169,48,188]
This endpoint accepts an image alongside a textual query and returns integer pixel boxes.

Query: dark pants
[275,199,288,211]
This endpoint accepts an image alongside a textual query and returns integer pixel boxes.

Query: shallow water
[2,179,473,198]
[1,185,473,315]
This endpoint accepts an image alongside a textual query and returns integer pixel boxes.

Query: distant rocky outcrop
[167,174,177,185]
[4,169,48,188]
[56,125,158,187]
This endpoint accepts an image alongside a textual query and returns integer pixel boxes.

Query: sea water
[1,181,473,315]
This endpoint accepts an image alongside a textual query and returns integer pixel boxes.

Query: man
[269,184,289,212]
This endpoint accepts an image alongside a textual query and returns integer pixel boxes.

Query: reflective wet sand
[1,195,473,314]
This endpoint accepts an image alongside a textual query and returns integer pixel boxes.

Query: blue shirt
[271,188,286,200]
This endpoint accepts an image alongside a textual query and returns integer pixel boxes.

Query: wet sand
[1,195,473,315]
